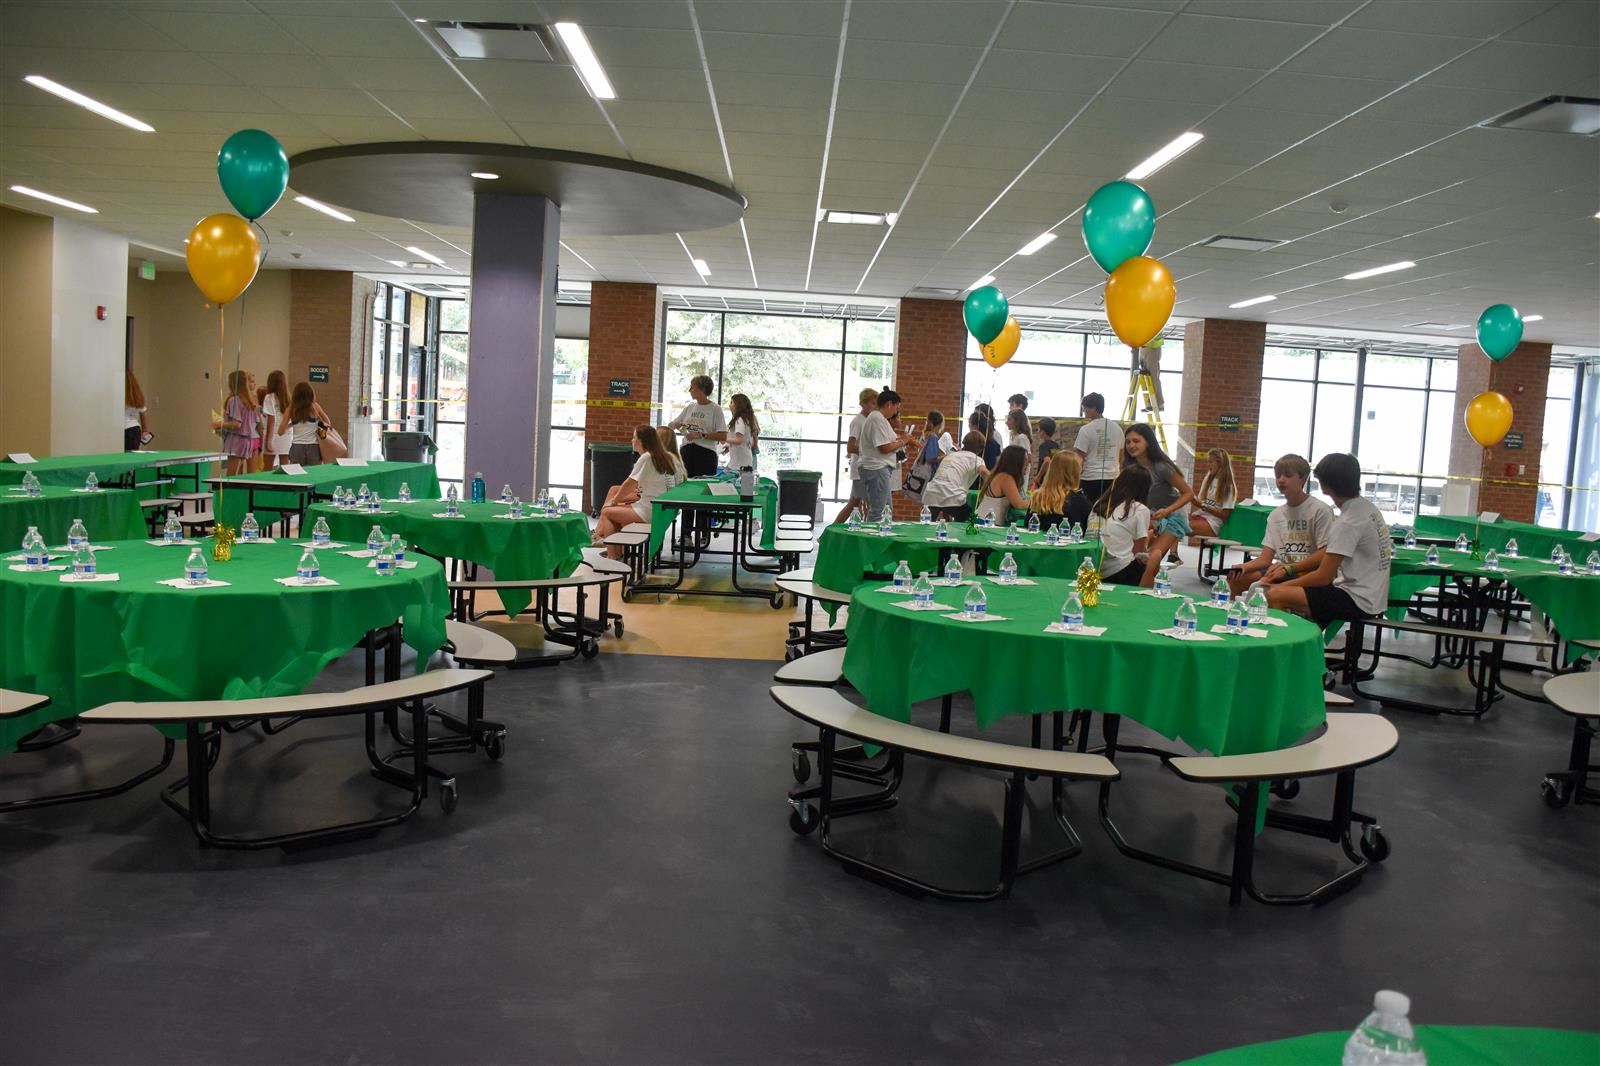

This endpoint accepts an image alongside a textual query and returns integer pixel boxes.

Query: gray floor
[5,628,1597,1065]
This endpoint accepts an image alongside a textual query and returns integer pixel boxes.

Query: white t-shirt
[675,401,725,457]
[857,410,898,471]
[124,405,144,430]
[1074,416,1121,479]
[1265,496,1334,562]
[1327,495,1392,616]
[1098,501,1151,577]
[923,450,985,508]
[262,394,292,455]
[726,416,755,471]
[290,407,322,445]
[846,412,868,482]
[1191,479,1236,526]
[629,453,685,519]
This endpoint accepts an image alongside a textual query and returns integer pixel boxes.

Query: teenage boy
[834,387,878,524]
[1227,454,1334,597]
[1007,393,1029,413]
[1032,417,1060,489]
[858,389,918,518]
[1074,392,1121,504]
[1265,453,1392,627]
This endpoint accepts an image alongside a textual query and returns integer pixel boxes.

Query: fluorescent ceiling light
[293,195,353,222]
[470,172,499,180]
[405,246,447,266]
[968,274,995,291]
[1016,233,1058,256]
[1125,131,1203,180]
[1521,314,1543,322]
[1201,235,1282,252]
[692,258,711,277]
[553,23,616,100]
[24,75,154,132]
[387,260,408,267]
[820,209,894,226]
[1228,295,1276,309]
[9,184,96,213]
[1342,261,1415,280]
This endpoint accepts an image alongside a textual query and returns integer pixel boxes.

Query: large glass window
[368,281,424,458]
[1541,365,1577,528]
[550,338,589,496]
[434,297,469,488]
[660,309,895,502]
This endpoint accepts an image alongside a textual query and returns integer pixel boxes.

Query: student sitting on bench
[1227,453,1333,598]
[1264,452,1391,627]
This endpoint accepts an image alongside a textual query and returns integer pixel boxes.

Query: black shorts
[931,504,971,522]
[1303,585,1372,627]
[1103,560,1146,587]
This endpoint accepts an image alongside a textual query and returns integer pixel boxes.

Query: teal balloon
[1082,180,1156,274]
[1476,303,1523,362]
[963,285,1009,345]
[217,129,289,221]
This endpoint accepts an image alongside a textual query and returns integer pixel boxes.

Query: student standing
[285,382,330,468]
[217,369,261,476]
[857,389,917,518]
[261,370,292,470]
[713,393,758,472]
[1123,423,1194,587]
[1074,392,1121,503]
[124,370,150,451]
[1032,417,1060,488]
[1091,466,1153,586]
[922,431,987,521]
[668,374,725,477]
[835,387,879,524]
[971,406,1001,470]
[1266,453,1391,627]
[1227,453,1334,598]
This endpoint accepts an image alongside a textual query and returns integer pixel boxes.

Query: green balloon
[1082,180,1156,274]
[963,286,1009,344]
[1476,303,1523,362]
[218,129,289,221]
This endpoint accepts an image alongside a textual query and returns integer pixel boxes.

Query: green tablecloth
[1179,1025,1600,1065]
[1416,513,1596,563]
[308,500,589,619]
[1216,503,1274,548]
[648,476,777,559]
[0,450,216,493]
[214,461,440,531]
[0,538,449,750]
[1390,546,1600,653]
[0,485,145,550]
[815,522,1097,592]
[842,574,1326,755]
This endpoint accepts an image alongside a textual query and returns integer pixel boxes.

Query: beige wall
[51,216,127,454]
[0,206,55,455]
[125,268,291,453]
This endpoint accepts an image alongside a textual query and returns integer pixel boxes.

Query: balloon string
[216,304,226,523]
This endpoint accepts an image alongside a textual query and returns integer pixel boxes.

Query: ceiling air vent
[1200,235,1282,252]
[1482,96,1600,135]
[908,286,960,298]
[422,22,556,62]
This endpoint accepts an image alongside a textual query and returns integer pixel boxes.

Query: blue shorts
[1154,512,1191,539]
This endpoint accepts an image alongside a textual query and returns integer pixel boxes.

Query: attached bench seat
[776,569,851,658]
[448,569,625,662]
[1341,615,1556,717]
[2,688,177,814]
[773,646,845,686]
[1539,671,1600,809]
[772,685,1118,901]
[81,669,493,849]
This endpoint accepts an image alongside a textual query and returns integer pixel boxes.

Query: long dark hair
[728,393,759,446]
[984,444,1028,495]
[1093,465,1152,521]
[1005,408,1031,442]
[289,381,317,422]
[635,424,674,475]
[1121,423,1172,468]
[265,370,290,415]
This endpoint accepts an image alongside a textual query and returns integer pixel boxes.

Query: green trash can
[588,442,637,515]
[777,468,823,522]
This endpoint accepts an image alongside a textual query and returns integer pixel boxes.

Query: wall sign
[1218,413,1240,432]
[608,378,631,397]
[309,364,330,383]
[1502,431,1524,450]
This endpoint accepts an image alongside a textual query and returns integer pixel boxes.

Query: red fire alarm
[1513,383,1524,395]
[96,305,107,320]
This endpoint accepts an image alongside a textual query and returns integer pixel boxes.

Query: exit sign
[309,364,330,383]
[138,260,156,281]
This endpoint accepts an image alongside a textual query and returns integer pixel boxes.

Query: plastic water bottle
[389,533,406,564]
[1483,549,1499,570]
[22,471,40,496]
[558,494,570,514]
[913,572,934,606]
[998,552,1018,583]
[85,471,99,492]
[67,518,88,549]
[367,492,382,513]
[1061,591,1084,631]
[1005,524,1020,545]
[510,496,524,519]
[446,485,459,516]
[374,543,395,576]
[1558,549,1573,575]
[163,515,183,543]
[892,560,912,588]
[1070,521,1084,543]
[847,508,861,531]
[1342,990,1426,1065]
[366,525,385,555]
[1404,529,1417,549]
[22,527,47,571]
[1588,550,1600,576]
[936,519,949,541]
[1248,584,1269,626]
[1046,523,1060,544]
[312,516,331,545]
[1173,596,1197,633]
[963,582,987,618]
[1077,556,1096,583]
[499,483,512,504]
[1027,513,1040,534]
[943,556,962,584]
[1212,574,1230,607]
[71,546,96,581]
[1226,598,1248,631]
[1425,545,1440,566]
[398,482,412,503]
[877,508,892,535]
[1550,544,1563,565]
[296,548,320,582]
[1455,533,1469,552]
[1154,557,1173,597]
[241,513,261,541]
[919,504,931,524]
[471,471,486,504]
[357,482,371,504]
[184,547,208,586]
[1505,538,1518,558]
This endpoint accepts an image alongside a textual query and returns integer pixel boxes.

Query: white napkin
[368,559,419,569]
[493,514,532,520]
[60,572,120,583]
[5,552,66,561]
[144,539,200,547]
[1194,600,1231,611]
[1130,589,1177,599]
[235,537,277,544]
[924,536,957,543]
[891,600,954,612]
[70,488,104,494]
[274,576,340,587]
[1253,615,1288,627]
[1211,624,1267,639]
[341,549,377,558]
[432,512,466,519]
[9,563,66,572]
[873,585,914,594]
[158,578,230,589]
[50,545,114,552]
[296,541,348,549]
[1044,623,1106,636]
[930,577,965,587]
[986,576,1037,586]
[1151,627,1224,642]
[947,612,1009,623]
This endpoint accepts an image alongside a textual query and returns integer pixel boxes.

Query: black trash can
[382,431,436,463]
[588,442,636,515]
[777,468,822,523]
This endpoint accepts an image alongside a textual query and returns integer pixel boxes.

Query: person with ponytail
[598,425,686,558]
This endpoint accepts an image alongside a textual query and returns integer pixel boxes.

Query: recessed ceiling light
[293,195,353,222]
[1200,235,1282,252]
[405,246,447,266]
[968,274,996,291]
[409,262,433,269]
[1125,131,1203,180]
[9,184,97,213]
[1228,295,1276,309]
[470,172,499,180]
[387,260,408,267]
[553,22,616,100]
[1342,261,1415,280]
[692,258,711,277]
[1016,233,1058,256]
[1521,314,1543,322]
[820,209,894,226]
[23,75,154,132]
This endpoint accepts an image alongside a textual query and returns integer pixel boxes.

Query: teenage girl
[1122,423,1194,587]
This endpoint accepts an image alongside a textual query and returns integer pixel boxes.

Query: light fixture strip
[553,23,617,100]
[1521,315,1543,322]
[968,274,995,291]
[1125,131,1204,180]
[1342,261,1415,280]
[1228,295,1276,309]
[293,195,354,222]
[693,258,712,277]
[405,245,447,266]
[1016,232,1057,256]
[9,184,97,214]
[23,75,154,132]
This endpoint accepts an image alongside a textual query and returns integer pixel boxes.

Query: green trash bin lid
[778,468,822,482]
[588,442,636,454]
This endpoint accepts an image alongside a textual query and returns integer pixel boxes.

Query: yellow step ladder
[1121,368,1168,451]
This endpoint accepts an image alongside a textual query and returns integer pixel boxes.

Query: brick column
[1450,341,1551,521]
[585,282,660,507]
[1178,318,1266,495]
[289,269,369,442]
[892,297,968,518]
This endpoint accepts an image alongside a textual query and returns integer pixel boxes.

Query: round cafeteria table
[0,537,449,749]
[1178,1025,1600,1065]
[841,574,1327,757]
[1,484,145,551]
[307,499,590,619]
[813,521,1097,593]
[1389,546,1600,657]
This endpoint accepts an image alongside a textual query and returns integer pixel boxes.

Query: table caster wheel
[770,593,786,610]
[439,779,459,814]
[1359,824,1389,863]
[789,801,818,836]
[483,732,505,762]
[612,619,625,638]
[1541,776,1572,809]
[580,638,599,660]
[1271,778,1301,800]
[792,750,811,784]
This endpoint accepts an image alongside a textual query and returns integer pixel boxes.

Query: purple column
[464,191,559,499]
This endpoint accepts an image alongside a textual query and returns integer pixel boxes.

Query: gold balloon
[186,213,260,305]
[1463,390,1513,448]
[1104,255,1175,348]
[980,316,1021,368]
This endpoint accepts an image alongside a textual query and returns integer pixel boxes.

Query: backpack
[902,434,944,500]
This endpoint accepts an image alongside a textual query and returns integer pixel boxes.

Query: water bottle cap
[1374,990,1410,1016]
